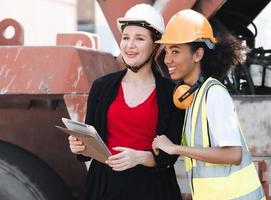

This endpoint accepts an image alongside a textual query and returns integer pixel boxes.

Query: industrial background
[0,0,270,199]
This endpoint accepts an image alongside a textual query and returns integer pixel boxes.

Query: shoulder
[207,84,232,103]
[206,84,236,119]
[160,76,175,87]
[205,84,241,147]
[154,71,175,91]
[92,70,126,88]
[203,78,231,102]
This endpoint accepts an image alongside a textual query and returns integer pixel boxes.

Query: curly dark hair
[189,20,249,81]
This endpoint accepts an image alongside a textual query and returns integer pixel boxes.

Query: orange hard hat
[156,9,216,49]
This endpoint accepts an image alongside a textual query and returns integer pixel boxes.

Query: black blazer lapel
[99,70,127,140]
[153,69,172,133]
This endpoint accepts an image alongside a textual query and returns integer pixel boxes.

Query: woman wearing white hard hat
[153,9,265,199]
[68,3,184,200]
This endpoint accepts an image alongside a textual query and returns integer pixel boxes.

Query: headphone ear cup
[173,85,194,109]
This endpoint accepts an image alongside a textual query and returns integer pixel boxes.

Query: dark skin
[152,43,242,165]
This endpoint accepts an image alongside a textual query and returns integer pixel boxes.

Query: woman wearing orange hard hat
[152,9,266,200]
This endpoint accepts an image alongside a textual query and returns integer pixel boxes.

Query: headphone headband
[178,75,205,102]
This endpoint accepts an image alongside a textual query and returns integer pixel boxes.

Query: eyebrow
[122,33,147,37]
[168,45,180,49]
[164,45,181,51]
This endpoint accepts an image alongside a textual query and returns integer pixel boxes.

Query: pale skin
[69,25,158,171]
[152,43,242,165]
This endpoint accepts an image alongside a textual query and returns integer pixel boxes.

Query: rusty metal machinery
[0,18,119,199]
[0,0,270,199]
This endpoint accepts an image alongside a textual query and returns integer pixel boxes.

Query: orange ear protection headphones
[173,76,205,109]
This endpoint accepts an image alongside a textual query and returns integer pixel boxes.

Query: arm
[153,135,242,165]
[154,105,185,169]
[105,147,156,171]
[176,145,242,165]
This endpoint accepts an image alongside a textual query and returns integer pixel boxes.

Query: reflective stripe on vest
[183,77,265,200]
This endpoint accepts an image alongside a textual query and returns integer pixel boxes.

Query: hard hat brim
[117,17,163,34]
[155,38,217,49]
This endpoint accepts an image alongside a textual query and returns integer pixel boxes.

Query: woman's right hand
[68,135,85,154]
[152,135,178,155]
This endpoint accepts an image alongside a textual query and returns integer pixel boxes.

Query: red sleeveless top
[106,84,158,155]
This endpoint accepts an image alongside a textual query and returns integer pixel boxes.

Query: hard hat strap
[195,39,215,49]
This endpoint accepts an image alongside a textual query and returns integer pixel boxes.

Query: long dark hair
[189,20,248,81]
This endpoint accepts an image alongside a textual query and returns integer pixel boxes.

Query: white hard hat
[117,3,165,34]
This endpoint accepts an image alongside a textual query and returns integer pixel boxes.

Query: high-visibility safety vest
[182,77,266,200]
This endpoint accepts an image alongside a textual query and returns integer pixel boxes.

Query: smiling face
[120,26,155,67]
[164,43,203,84]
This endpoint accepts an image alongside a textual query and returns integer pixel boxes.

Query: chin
[169,74,179,81]
[125,60,138,66]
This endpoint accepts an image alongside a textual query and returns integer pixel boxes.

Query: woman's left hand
[105,147,145,171]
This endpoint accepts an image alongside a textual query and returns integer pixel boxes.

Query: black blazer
[80,68,185,169]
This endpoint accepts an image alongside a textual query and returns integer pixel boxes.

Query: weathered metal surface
[0,18,24,45]
[192,0,226,18]
[174,158,192,200]
[154,0,196,24]
[0,46,118,94]
[0,21,120,197]
[0,94,86,197]
[233,95,271,156]
[253,159,271,199]
[232,96,271,199]
[56,32,100,49]
[63,94,88,122]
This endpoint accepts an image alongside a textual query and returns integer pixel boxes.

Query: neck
[184,64,202,86]
[123,63,154,85]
